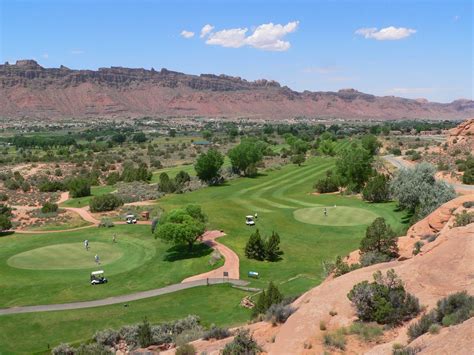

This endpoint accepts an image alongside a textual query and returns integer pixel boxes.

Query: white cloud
[71,49,84,55]
[42,53,49,59]
[200,24,214,38]
[355,26,416,40]
[453,15,460,22]
[180,30,195,39]
[205,21,299,51]
[206,28,248,48]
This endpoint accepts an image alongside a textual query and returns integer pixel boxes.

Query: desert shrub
[265,302,295,324]
[362,174,391,203]
[175,344,196,355]
[428,323,441,334]
[392,344,421,355]
[348,270,420,325]
[407,310,438,340]
[174,326,204,346]
[115,181,161,203]
[454,210,474,227]
[348,322,383,342]
[41,202,58,214]
[4,179,20,190]
[323,329,346,350]
[93,328,120,346]
[0,193,7,201]
[412,241,424,255]
[462,201,474,208]
[52,343,75,355]
[106,172,120,186]
[98,218,114,228]
[222,329,261,355]
[407,291,473,341]
[314,170,339,193]
[75,343,113,355]
[319,320,327,330]
[360,251,391,267]
[118,324,139,349]
[203,325,231,340]
[39,180,66,192]
[89,194,123,212]
[333,256,360,276]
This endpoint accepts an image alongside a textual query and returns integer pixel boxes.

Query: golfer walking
[95,254,100,265]
[324,208,328,217]
[84,239,89,250]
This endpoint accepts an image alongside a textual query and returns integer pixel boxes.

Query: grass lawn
[0,225,220,307]
[60,185,116,208]
[0,284,251,354]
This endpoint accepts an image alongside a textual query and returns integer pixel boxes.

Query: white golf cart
[125,214,137,224]
[90,270,108,285]
[245,215,255,226]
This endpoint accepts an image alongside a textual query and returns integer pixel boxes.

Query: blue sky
[1,0,472,102]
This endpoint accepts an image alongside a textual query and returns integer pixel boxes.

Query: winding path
[182,231,240,282]
[0,278,248,315]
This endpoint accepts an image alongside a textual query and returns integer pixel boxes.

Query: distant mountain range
[1,60,473,121]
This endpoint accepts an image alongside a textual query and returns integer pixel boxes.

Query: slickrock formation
[1,60,473,120]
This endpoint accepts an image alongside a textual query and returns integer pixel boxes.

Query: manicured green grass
[0,225,219,307]
[0,147,409,352]
[293,206,380,226]
[0,284,251,354]
[60,185,116,208]
[8,242,124,270]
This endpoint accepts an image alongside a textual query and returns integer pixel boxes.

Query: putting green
[293,206,379,226]
[8,242,124,270]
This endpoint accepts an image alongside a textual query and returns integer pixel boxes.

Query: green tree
[318,139,336,156]
[252,290,267,318]
[228,139,265,176]
[132,132,147,143]
[266,281,283,306]
[154,205,207,250]
[362,174,391,202]
[0,214,12,231]
[314,170,340,193]
[361,135,382,156]
[265,231,282,261]
[111,133,126,144]
[158,172,176,193]
[291,154,305,166]
[360,217,398,258]
[201,130,213,141]
[68,177,91,198]
[194,149,224,183]
[137,318,153,348]
[336,147,373,192]
[244,229,266,261]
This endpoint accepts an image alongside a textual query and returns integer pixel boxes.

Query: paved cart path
[0,278,248,315]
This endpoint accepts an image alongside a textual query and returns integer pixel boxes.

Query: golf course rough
[293,206,380,226]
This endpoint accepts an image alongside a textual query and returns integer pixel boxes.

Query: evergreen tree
[266,281,283,307]
[252,290,267,318]
[265,231,282,261]
[244,229,266,260]
[360,217,399,258]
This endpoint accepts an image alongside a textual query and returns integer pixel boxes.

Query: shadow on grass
[0,231,15,237]
[163,243,213,262]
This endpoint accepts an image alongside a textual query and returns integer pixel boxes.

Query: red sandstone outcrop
[1,60,473,120]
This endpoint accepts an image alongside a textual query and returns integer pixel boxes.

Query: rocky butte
[0,60,473,120]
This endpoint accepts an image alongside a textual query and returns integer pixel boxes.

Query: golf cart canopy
[246,215,254,219]
[125,214,135,219]
[91,270,104,276]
